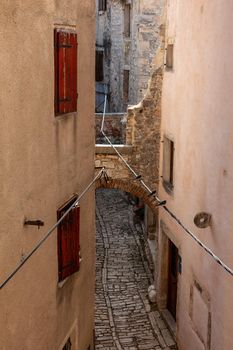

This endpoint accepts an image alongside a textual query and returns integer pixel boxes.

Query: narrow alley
[95,189,176,350]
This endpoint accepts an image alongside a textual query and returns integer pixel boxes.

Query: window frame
[162,136,175,194]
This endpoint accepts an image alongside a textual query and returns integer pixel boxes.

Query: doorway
[167,239,179,320]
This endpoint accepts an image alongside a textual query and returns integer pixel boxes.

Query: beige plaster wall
[0,1,95,349]
[158,1,233,349]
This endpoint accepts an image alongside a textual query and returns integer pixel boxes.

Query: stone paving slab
[95,189,176,350]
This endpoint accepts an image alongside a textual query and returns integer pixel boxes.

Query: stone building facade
[96,0,165,112]
[0,1,95,349]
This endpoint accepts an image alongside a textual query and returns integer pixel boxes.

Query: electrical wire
[100,93,233,277]
[0,168,105,290]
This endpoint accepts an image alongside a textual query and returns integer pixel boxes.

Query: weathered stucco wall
[0,1,95,349]
[158,1,233,349]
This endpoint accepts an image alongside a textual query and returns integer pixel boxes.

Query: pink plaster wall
[159,1,233,349]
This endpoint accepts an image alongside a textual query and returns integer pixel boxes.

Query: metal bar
[24,220,44,228]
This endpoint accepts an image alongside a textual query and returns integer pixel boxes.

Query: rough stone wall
[95,146,132,179]
[126,65,164,190]
[96,0,111,112]
[96,0,165,112]
[96,0,124,112]
[95,11,166,193]
[109,1,125,112]
[130,0,166,105]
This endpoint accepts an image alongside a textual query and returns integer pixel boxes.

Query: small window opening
[123,69,130,110]
[162,136,174,193]
[99,0,107,11]
[166,44,174,69]
[96,51,104,82]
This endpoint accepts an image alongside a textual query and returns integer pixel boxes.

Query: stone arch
[95,177,159,214]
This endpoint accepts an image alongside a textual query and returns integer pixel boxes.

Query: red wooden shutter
[54,29,78,115]
[57,200,80,282]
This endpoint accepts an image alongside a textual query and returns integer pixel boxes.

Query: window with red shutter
[54,29,78,116]
[57,197,80,282]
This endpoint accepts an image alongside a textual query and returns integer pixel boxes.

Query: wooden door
[167,240,179,320]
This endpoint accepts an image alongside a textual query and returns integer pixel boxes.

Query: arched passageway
[95,178,159,213]
[95,188,176,350]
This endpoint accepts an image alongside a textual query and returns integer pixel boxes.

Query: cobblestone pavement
[95,189,176,350]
